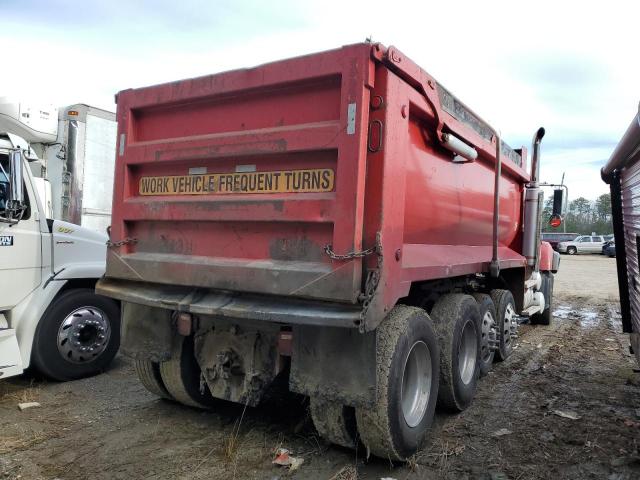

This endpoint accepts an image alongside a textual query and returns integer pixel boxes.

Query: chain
[324,244,377,261]
[106,237,138,248]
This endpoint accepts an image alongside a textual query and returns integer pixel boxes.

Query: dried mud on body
[1,255,640,479]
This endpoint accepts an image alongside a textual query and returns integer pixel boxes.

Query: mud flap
[120,302,173,362]
[289,325,376,407]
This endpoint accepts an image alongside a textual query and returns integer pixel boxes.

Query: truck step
[520,306,543,317]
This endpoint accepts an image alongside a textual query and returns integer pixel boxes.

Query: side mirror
[1,149,26,222]
[552,189,564,217]
[549,189,564,228]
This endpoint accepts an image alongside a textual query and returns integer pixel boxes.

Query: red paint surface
[107,43,532,326]
[539,241,554,271]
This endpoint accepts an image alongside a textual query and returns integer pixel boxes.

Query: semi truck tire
[31,288,120,381]
[491,289,517,362]
[355,305,439,460]
[472,293,497,377]
[531,272,554,326]
[159,335,216,409]
[134,359,174,400]
[430,294,481,412]
[310,399,358,449]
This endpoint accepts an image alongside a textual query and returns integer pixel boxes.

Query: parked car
[541,232,579,251]
[602,241,616,257]
[558,235,607,254]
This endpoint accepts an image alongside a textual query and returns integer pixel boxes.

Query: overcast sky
[1,0,638,200]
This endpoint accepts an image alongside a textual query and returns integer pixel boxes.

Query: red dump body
[105,43,531,330]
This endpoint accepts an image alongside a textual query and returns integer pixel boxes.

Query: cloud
[1,0,638,202]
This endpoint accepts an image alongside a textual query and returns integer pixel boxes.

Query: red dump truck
[97,43,560,460]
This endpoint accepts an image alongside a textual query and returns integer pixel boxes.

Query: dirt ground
[2,254,639,480]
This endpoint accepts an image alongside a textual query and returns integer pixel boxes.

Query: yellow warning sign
[139,168,335,196]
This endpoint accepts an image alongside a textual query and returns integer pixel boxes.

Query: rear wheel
[491,290,517,361]
[134,359,174,400]
[567,246,577,255]
[472,294,497,376]
[159,336,216,409]
[356,305,439,460]
[310,400,357,449]
[430,294,481,412]
[32,288,120,381]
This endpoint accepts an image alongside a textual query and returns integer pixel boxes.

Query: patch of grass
[0,431,47,455]
[194,401,249,479]
[418,439,465,473]
[0,379,41,404]
[329,465,358,480]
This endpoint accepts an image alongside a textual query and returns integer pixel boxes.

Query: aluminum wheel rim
[458,320,477,385]
[481,310,495,362]
[57,306,111,364]
[503,303,516,348]
[401,341,432,428]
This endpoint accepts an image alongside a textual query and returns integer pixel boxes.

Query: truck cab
[0,103,120,381]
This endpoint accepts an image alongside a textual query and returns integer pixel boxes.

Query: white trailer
[3,101,118,233]
[0,100,120,381]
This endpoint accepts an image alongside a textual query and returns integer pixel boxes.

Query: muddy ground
[1,255,639,480]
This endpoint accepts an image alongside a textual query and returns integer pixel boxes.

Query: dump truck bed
[101,43,530,330]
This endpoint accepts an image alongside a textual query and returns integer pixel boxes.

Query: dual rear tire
[431,294,481,412]
[135,335,216,409]
[314,292,519,460]
[356,306,440,460]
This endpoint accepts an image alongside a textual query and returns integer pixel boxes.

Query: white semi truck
[0,100,120,381]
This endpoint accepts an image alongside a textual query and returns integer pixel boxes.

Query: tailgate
[106,44,374,303]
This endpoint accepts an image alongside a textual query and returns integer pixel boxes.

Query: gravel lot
[1,254,639,480]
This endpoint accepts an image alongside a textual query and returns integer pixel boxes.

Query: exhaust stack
[523,127,546,268]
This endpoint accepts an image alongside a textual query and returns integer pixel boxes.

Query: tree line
[542,192,612,235]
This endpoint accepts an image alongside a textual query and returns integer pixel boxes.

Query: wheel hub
[400,340,432,428]
[481,310,498,360]
[502,303,517,348]
[57,307,111,364]
[458,320,478,384]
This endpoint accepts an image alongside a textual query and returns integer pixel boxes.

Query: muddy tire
[159,336,215,409]
[431,294,481,412]
[31,288,120,381]
[531,272,554,326]
[491,289,517,362]
[356,305,439,461]
[310,400,358,449]
[134,359,174,400]
[567,246,577,255]
[472,293,497,377]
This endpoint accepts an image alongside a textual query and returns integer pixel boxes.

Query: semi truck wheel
[472,294,497,377]
[430,294,481,412]
[310,399,358,449]
[356,305,439,460]
[31,288,120,381]
[159,335,216,409]
[134,359,174,400]
[490,289,517,362]
[531,272,554,326]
